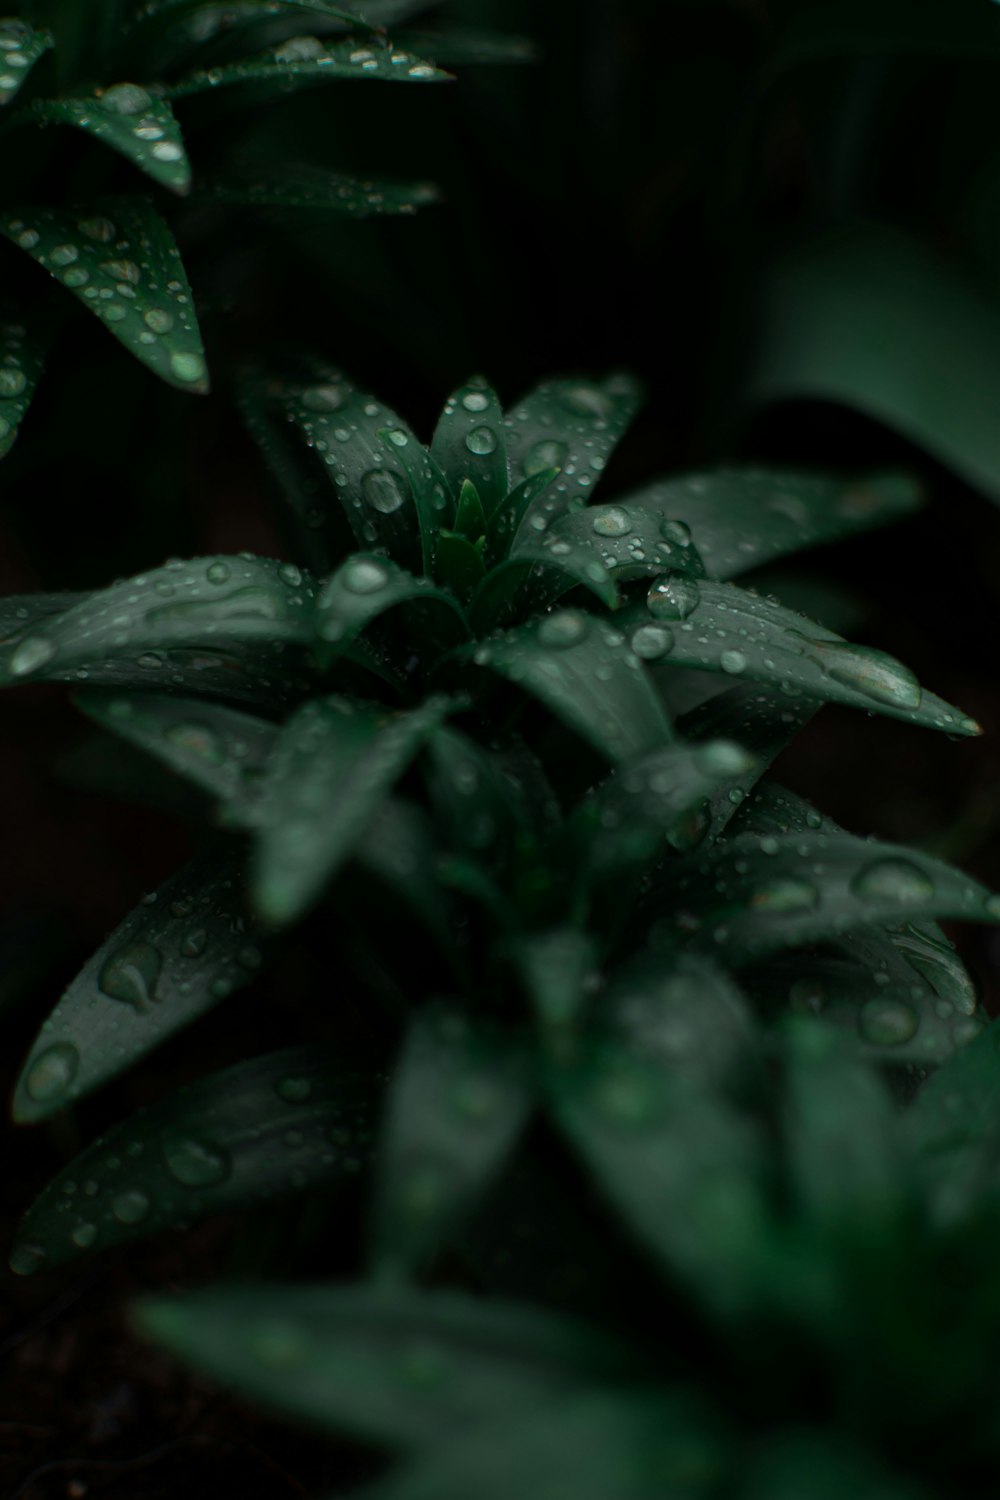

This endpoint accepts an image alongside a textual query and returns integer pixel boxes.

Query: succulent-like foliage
[4,364,1000,1495]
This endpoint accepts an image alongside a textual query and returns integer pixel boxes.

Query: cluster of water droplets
[0,18,45,105]
[0,319,31,452]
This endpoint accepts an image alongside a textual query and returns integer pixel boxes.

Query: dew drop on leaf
[751,878,819,912]
[630,623,673,660]
[24,1042,80,1104]
[342,558,390,594]
[275,1075,312,1102]
[112,1189,151,1224]
[99,82,153,116]
[362,468,406,514]
[720,650,747,675]
[858,997,919,1046]
[465,426,497,455]
[98,941,164,1011]
[525,438,568,475]
[851,859,935,904]
[804,640,921,710]
[8,634,56,675]
[592,506,633,538]
[538,610,589,649]
[8,1241,46,1276]
[162,1136,231,1188]
[71,1222,98,1249]
[646,574,699,622]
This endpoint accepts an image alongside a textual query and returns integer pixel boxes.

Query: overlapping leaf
[23,87,191,193]
[315,553,468,668]
[431,380,509,517]
[10,1046,377,1274]
[168,36,449,99]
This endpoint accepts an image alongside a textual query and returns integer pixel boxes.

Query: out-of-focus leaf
[737,1428,927,1500]
[198,170,439,218]
[130,0,381,42]
[770,0,1000,71]
[615,469,921,580]
[619,579,977,736]
[648,831,1000,968]
[23,88,191,194]
[136,1284,637,1447]
[906,1018,1000,1226]
[394,30,539,67]
[431,380,509,517]
[168,36,450,98]
[505,375,643,536]
[0,555,318,706]
[468,609,673,764]
[751,224,1000,503]
[0,315,48,458]
[425,725,528,866]
[373,1008,533,1276]
[0,20,53,107]
[9,1046,377,1275]
[77,691,278,824]
[252,693,453,924]
[315,553,468,668]
[512,929,598,1039]
[12,845,264,1123]
[361,1389,727,1500]
[0,199,208,392]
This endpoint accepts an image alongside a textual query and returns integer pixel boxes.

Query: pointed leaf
[649,831,1000,968]
[434,530,485,602]
[10,1046,376,1275]
[615,469,922,580]
[168,36,450,99]
[252,694,454,925]
[373,1008,533,1276]
[511,928,598,1039]
[315,553,468,668]
[484,466,560,565]
[0,315,47,457]
[136,1284,635,1447]
[469,609,673,763]
[0,20,53,107]
[12,845,266,1123]
[198,169,438,218]
[77,691,278,824]
[128,0,383,53]
[505,374,643,536]
[25,88,191,194]
[0,589,89,641]
[1,199,208,392]
[0,555,318,706]
[431,381,509,516]
[619,579,977,735]
[453,478,487,541]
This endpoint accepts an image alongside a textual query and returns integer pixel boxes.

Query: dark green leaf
[615,469,921,580]
[373,1008,533,1276]
[252,693,454,925]
[315,553,468,669]
[511,928,598,1039]
[12,845,265,1123]
[0,315,47,458]
[136,1284,636,1447]
[394,30,539,66]
[131,0,381,42]
[511,496,707,590]
[23,88,191,194]
[504,374,643,536]
[906,1018,1000,1226]
[738,1429,927,1500]
[9,1046,376,1274]
[619,579,977,735]
[168,36,450,99]
[425,725,528,865]
[469,609,674,763]
[1,199,208,392]
[468,541,617,634]
[197,169,439,218]
[431,380,509,517]
[0,20,53,107]
[433,530,485,602]
[484,466,560,564]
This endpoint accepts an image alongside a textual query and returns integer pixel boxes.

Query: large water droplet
[9,634,55,676]
[630,623,673,660]
[342,558,390,595]
[538,610,588,649]
[558,383,613,418]
[163,1135,231,1188]
[525,439,568,476]
[169,352,207,386]
[71,1222,98,1249]
[9,1241,46,1276]
[112,1189,151,1224]
[0,367,25,398]
[24,1042,80,1104]
[465,426,497,455]
[100,81,153,115]
[859,997,918,1046]
[851,859,934,905]
[98,941,163,1012]
[592,506,632,538]
[461,390,489,412]
[720,650,747,675]
[806,641,921,710]
[302,383,345,412]
[362,468,406,515]
[695,741,753,778]
[646,574,699,622]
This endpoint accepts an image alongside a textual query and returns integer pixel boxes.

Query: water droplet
[525,438,568,476]
[558,383,613,418]
[274,34,326,62]
[630,623,673,660]
[859,998,918,1046]
[751,877,818,912]
[592,506,632,538]
[0,367,26,398]
[98,941,163,1011]
[362,468,405,514]
[302,383,345,412]
[851,859,934,905]
[163,1135,230,1188]
[538,610,588,649]
[112,1189,150,1224]
[342,558,390,594]
[695,741,753,778]
[71,1222,98,1249]
[169,352,207,385]
[806,641,921,710]
[206,561,231,584]
[954,1017,986,1047]
[152,140,183,163]
[9,1241,46,1276]
[461,390,489,412]
[720,649,747,675]
[646,574,699,622]
[100,81,153,115]
[181,928,207,958]
[279,564,302,587]
[276,1075,312,1103]
[24,1042,79,1104]
[144,307,174,333]
[78,216,117,242]
[465,426,497,455]
[50,243,79,267]
[660,519,692,547]
[9,634,55,676]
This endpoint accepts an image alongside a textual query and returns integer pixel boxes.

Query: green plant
[3,367,999,1494]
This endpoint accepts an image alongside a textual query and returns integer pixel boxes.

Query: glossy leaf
[469,609,674,763]
[315,553,468,668]
[12,845,265,1123]
[468,539,618,634]
[0,589,89,642]
[484,466,560,563]
[136,1284,635,1447]
[615,469,922,580]
[363,1389,726,1500]
[373,1008,534,1276]
[0,315,47,458]
[1,200,208,392]
[252,694,454,924]
[0,19,52,107]
[431,380,509,517]
[504,374,643,538]
[168,36,450,99]
[77,691,278,824]
[24,89,191,194]
[649,831,1000,968]
[198,170,439,218]
[620,580,977,736]
[512,495,707,590]
[752,225,1000,502]
[10,1046,377,1274]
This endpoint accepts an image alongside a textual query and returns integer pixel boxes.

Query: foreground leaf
[1,199,208,392]
[12,845,264,1123]
[25,88,191,194]
[168,37,450,98]
[136,1284,635,1447]
[10,1046,376,1274]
